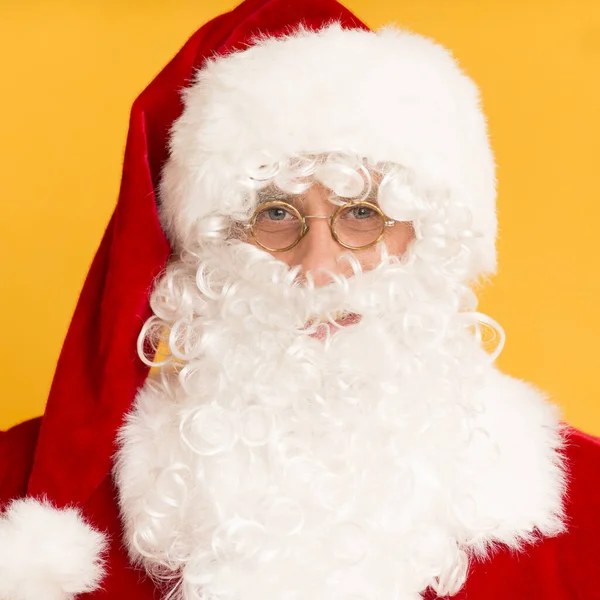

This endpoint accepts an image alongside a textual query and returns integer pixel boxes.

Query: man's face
[245,183,415,287]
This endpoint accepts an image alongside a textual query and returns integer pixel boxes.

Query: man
[1,0,598,598]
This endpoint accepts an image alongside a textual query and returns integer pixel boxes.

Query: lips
[306,311,362,340]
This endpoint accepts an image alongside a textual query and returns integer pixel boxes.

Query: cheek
[352,247,383,272]
[259,244,298,268]
[385,222,415,256]
[352,223,415,271]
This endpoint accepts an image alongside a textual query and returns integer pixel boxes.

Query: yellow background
[1,1,599,433]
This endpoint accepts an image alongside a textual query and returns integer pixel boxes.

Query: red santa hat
[2,0,497,597]
[27,0,374,509]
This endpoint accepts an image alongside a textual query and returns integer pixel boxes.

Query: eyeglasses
[246,200,396,252]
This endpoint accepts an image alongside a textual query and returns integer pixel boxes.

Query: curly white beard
[114,241,562,600]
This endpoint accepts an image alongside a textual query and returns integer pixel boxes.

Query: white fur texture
[0,499,106,600]
[118,365,564,600]
[160,24,496,278]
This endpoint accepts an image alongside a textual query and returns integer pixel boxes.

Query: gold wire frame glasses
[246,200,396,252]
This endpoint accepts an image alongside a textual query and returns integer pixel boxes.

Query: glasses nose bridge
[304,214,334,224]
[301,213,335,239]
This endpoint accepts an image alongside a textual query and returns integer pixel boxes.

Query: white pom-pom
[0,498,107,600]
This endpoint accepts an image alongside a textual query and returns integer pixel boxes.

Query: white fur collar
[115,366,565,597]
[450,368,565,551]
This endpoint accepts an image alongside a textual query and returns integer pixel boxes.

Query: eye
[253,203,300,226]
[347,205,377,219]
[265,207,294,221]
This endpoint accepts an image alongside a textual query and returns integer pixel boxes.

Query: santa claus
[1,0,598,599]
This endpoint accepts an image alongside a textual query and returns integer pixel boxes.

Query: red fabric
[26,0,367,509]
[0,418,41,505]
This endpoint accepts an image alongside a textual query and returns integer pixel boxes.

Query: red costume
[1,1,599,599]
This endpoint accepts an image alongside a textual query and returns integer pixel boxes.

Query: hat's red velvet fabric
[27,0,368,508]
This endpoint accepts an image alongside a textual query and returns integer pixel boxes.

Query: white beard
[115,241,565,600]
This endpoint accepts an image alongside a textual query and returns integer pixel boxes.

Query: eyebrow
[255,182,381,206]
[256,186,294,204]
[364,186,379,203]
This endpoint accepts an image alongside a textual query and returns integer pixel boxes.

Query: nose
[296,218,345,287]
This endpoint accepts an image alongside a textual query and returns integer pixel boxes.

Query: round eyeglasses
[246,200,396,252]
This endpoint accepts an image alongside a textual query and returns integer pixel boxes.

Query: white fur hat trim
[160,24,496,275]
